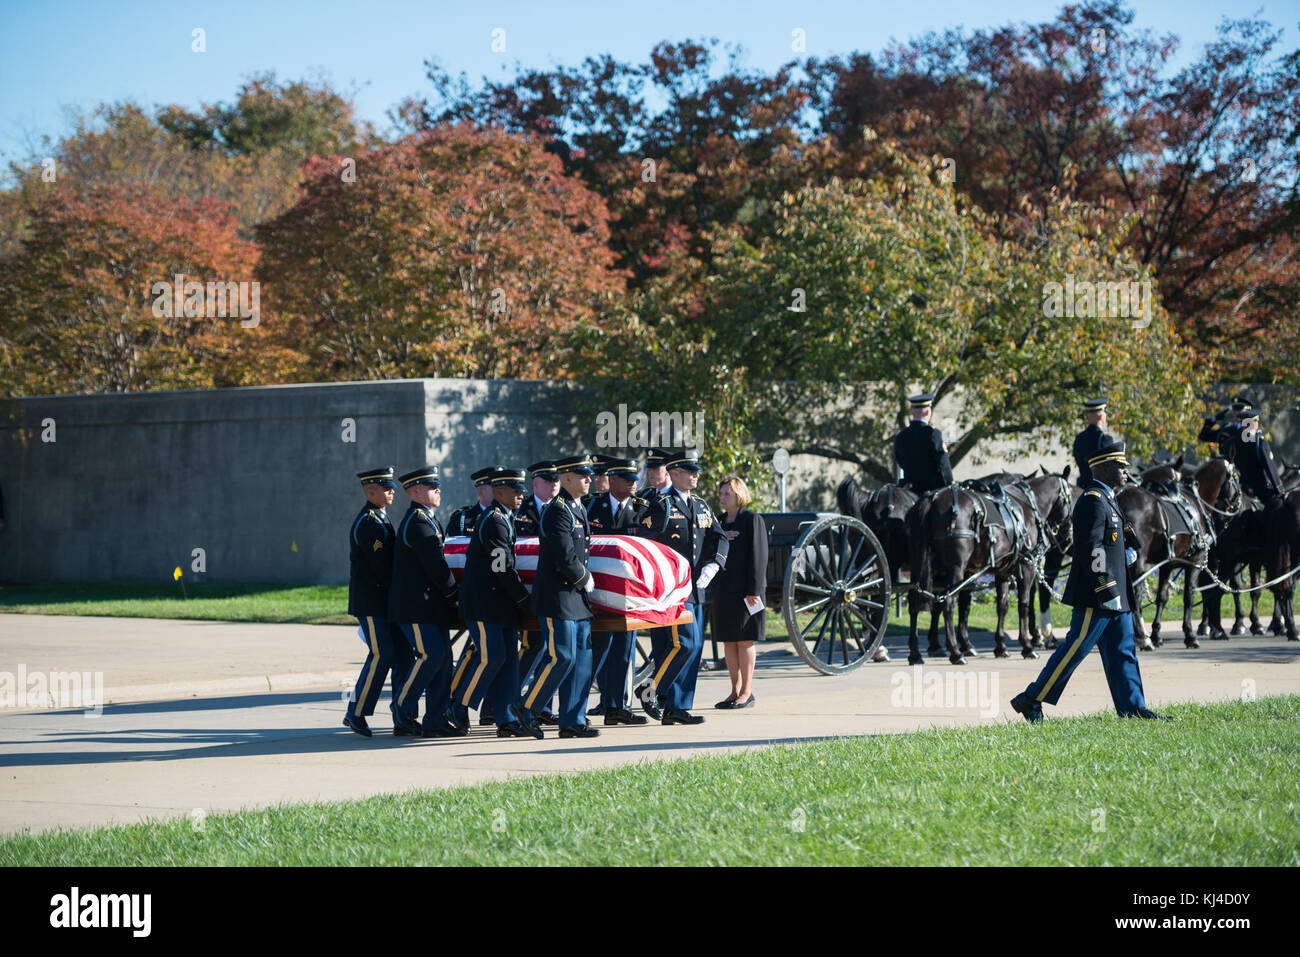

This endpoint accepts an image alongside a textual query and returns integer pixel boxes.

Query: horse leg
[907,591,923,665]
[1196,569,1209,636]
[1230,562,1247,635]
[1017,567,1037,659]
[991,579,1010,658]
[1147,566,1170,650]
[942,593,965,665]
[1266,564,1283,635]
[926,593,942,657]
[957,589,976,658]
[1208,555,1230,640]
[1183,566,1199,647]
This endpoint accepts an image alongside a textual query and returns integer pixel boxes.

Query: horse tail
[836,474,870,521]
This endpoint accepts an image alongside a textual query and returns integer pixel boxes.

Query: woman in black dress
[712,475,768,708]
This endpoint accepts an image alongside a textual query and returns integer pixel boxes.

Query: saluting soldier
[514,460,561,725]
[1072,397,1114,487]
[389,466,463,738]
[457,468,540,739]
[640,449,730,725]
[446,464,502,730]
[343,467,411,737]
[1230,409,1284,507]
[893,394,954,493]
[1011,441,1168,721]
[1199,395,1251,459]
[586,456,650,725]
[522,454,600,737]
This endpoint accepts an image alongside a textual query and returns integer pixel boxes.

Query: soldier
[447,465,500,536]
[457,467,540,739]
[1230,409,1284,507]
[893,394,954,493]
[389,466,463,738]
[1072,397,1113,487]
[1010,442,1168,721]
[632,449,673,720]
[640,449,730,725]
[523,454,600,738]
[586,457,649,725]
[582,454,613,508]
[1199,395,1251,459]
[342,466,411,737]
[515,460,561,725]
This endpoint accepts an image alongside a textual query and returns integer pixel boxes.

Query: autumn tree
[257,124,625,381]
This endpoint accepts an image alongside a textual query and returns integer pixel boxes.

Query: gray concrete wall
[2,378,1294,584]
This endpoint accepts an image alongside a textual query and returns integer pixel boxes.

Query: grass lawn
[2,695,1296,866]
[0,583,352,625]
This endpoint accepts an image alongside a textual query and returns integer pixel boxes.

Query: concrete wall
[2,378,1295,585]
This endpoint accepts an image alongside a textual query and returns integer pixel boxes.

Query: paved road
[2,614,1297,836]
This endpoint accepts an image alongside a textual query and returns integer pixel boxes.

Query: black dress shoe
[634,682,662,720]
[603,708,648,726]
[715,698,738,709]
[587,703,606,716]
[1129,707,1174,720]
[662,708,705,725]
[1009,693,1043,723]
[393,713,423,736]
[479,711,496,725]
[735,695,756,708]
[533,709,560,726]
[559,724,600,738]
[343,714,372,737]
[422,722,467,738]
[498,721,544,739]
[518,714,546,739]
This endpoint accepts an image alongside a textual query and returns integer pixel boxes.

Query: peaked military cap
[471,465,500,486]
[665,448,702,471]
[644,448,671,468]
[908,394,934,409]
[590,453,618,476]
[1082,397,1107,412]
[603,457,639,480]
[491,467,528,490]
[357,466,397,488]
[1238,408,1261,422]
[399,466,440,488]
[1087,440,1128,468]
[528,460,559,481]
[556,454,595,475]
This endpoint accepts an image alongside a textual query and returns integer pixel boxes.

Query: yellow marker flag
[173,566,182,581]
[291,541,298,553]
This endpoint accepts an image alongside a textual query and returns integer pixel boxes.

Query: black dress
[712,508,769,642]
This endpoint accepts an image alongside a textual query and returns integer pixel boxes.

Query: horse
[1201,486,1300,642]
[906,476,1049,664]
[1118,462,1215,649]
[1190,457,1269,636]
[1027,464,1075,648]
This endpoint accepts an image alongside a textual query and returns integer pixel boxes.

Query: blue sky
[1,0,1296,160]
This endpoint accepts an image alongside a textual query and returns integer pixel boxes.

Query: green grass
[3,696,1296,866]
[0,583,351,625]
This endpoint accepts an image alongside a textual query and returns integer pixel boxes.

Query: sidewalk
[2,613,1298,836]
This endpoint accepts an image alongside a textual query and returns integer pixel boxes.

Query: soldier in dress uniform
[523,454,600,737]
[457,467,541,739]
[1229,409,1284,507]
[343,467,411,737]
[893,394,954,493]
[631,449,673,719]
[514,460,561,725]
[1072,397,1114,487]
[1011,441,1168,721]
[582,454,613,508]
[388,466,464,738]
[446,464,502,730]
[1199,395,1251,459]
[640,449,730,725]
[586,457,650,725]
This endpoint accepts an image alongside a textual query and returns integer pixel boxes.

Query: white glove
[1125,547,1138,567]
[696,562,719,589]
[1101,596,1122,612]
[583,575,595,593]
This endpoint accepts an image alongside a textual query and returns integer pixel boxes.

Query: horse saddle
[959,480,1027,553]
[1141,480,1210,553]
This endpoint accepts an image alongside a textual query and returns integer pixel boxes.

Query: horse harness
[1141,477,1212,562]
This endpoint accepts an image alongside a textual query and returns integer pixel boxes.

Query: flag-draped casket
[444,535,692,626]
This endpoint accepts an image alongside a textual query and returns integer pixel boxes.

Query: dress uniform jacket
[531,489,593,621]
[514,495,544,537]
[1072,423,1113,486]
[893,421,954,493]
[586,490,646,533]
[1061,480,1137,613]
[348,504,394,617]
[459,502,530,626]
[1216,422,1242,458]
[447,502,490,537]
[642,488,730,603]
[388,502,459,626]
[1231,432,1283,502]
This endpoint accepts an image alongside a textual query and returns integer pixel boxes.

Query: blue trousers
[591,630,635,709]
[649,602,703,711]
[525,618,592,726]
[348,615,410,720]
[1023,605,1148,715]
[394,623,452,729]
[458,622,521,727]
[518,629,555,713]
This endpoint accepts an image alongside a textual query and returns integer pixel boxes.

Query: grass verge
[3,695,1296,866]
[0,583,352,625]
